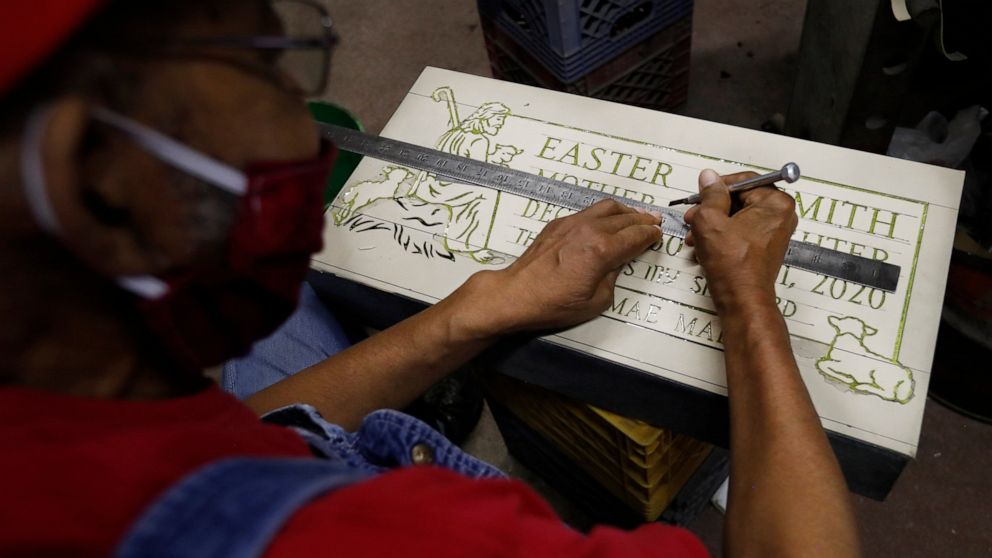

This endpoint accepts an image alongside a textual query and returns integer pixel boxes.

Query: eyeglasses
[176,0,337,96]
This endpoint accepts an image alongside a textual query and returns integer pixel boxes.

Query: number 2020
[811,275,886,309]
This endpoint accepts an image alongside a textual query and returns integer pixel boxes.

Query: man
[0,1,860,557]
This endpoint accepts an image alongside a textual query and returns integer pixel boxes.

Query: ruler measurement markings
[320,123,900,292]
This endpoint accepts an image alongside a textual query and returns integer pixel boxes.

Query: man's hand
[461,200,661,336]
[683,169,798,311]
[683,169,862,557]
[248,199,660,427]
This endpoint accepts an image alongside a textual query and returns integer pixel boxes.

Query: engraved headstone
[314,67,964,461]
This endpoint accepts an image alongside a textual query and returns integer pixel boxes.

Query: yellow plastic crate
[485,374,712,520]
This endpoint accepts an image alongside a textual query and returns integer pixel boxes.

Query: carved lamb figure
[815,315,915,404]
[489,144,524,167]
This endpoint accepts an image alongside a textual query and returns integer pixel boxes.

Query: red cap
[1,0,106,93]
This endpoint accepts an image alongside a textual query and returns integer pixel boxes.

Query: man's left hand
[457,200,662,337]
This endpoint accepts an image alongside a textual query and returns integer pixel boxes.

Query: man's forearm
[244,277,497,430]
[720,297,860,558]
[243,201,663,431]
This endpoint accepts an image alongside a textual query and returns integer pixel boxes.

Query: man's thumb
[697,169,731,214]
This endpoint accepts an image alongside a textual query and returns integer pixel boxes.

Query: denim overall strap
[115,457,368,558]
[263,404,506,479]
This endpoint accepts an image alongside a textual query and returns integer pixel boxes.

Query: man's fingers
[737,185,790,208]
[721,171,758,186]
[696,169,731,215]
[605,267,623,286]
[596,211,662,233]
[533,199,645,240]
[601,224,662,269]
[577,198,638,219]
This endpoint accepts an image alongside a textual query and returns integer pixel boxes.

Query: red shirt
[0,385,708,558]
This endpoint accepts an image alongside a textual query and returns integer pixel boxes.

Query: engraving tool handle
[668,163,801,206]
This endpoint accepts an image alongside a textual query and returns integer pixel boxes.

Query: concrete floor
[315,1,992,555]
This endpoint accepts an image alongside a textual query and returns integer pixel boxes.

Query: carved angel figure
[334,87,522,264]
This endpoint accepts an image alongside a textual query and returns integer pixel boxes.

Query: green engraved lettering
[651,161,673,187]
[536,136,561,160]
[869,209,900,239]
[584,146,605,171]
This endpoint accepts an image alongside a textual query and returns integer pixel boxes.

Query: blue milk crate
[477,0,694,82]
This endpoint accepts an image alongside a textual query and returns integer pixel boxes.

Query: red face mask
[21,107,336,371]
[139,145,336,370]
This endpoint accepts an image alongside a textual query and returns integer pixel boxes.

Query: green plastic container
[309,101,363,205]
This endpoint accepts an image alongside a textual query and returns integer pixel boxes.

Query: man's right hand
[686,168,863,558]
[683,169,798,312]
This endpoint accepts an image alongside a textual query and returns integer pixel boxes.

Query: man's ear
[34,96,176,277]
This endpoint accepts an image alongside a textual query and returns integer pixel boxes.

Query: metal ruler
[319,123,901,292]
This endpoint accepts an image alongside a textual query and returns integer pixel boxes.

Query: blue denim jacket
[262,403,504,478]
[115,404,504,558]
